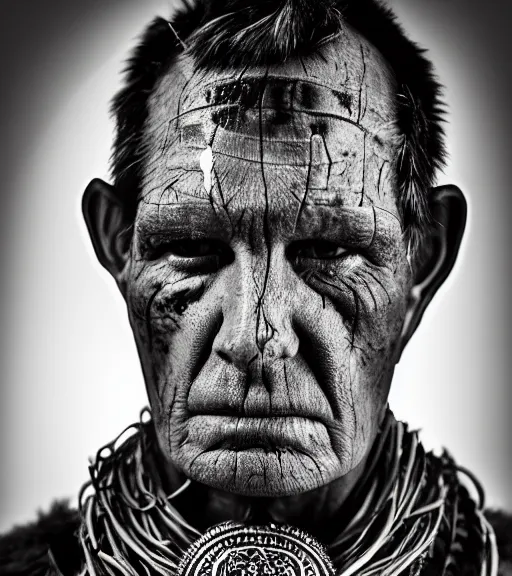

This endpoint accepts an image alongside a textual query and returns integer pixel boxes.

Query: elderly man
[1,0,510,574]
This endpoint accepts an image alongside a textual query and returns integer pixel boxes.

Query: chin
[176,446,344,497]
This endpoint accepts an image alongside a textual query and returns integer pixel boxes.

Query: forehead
[140,24,401,218]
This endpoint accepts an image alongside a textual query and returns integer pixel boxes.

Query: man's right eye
[145,238,233,264]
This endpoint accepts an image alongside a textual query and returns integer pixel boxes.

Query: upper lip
[188,414,328,450]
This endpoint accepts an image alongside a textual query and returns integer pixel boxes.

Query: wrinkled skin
[120,24,414,500]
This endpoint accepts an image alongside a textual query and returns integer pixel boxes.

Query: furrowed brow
[292,205,401,249]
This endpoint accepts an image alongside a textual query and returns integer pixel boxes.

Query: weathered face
[124,26,413,497]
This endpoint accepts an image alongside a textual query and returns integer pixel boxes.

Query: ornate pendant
[177,522,335,576]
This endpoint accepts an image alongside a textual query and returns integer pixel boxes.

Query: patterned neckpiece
[74,410,498,576]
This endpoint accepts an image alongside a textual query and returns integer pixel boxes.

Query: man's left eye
[167,239,227,258]
[287,240,348,260]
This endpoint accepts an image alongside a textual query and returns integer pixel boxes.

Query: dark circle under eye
[287,240,348,260]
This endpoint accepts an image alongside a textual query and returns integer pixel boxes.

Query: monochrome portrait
[1,0,511,574]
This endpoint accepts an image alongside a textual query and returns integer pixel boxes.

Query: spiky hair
[111,0,446,254]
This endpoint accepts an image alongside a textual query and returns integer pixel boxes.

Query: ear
[397,184,467,357]
[82,179,133,297]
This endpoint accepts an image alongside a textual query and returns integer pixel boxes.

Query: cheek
[303,257,410,462]
[125,262,221,434]
[309,257,409,350]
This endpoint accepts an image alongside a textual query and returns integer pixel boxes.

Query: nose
[213,248,299,371]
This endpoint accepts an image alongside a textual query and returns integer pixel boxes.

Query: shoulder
[0,501,82,575]
[486,509,512,576]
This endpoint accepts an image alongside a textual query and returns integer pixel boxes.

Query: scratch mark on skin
[357,44,367,124]
[298,267,315,284]
[355,273,378,311]
[299,56,309,77]
[260,448,267,488]
[293,130,314,231]
[234,449,239,485]
[345,285,360,465]
[347,357,357,466]
[321,133,333,187]
[375,205,403,230]
[134,265,147,283]
[209,122,220,148]
[212,166,237,235]
[295,448,324,481]
[335,164,348,179]
[377,160,389,200]
[212,166,226,207]
[261,306,276,350]
[276,448,285,480]
[359,133,366,207]
[309,274,360,345]
[144,285,163,354]
[350,289,359,349]
[161,120,173,153]
[368,204,377,249]
[363,270,392,304]
[286,186,302,205]
[255,71,273,360]
[157,177,180,220]
[188,449,210,474]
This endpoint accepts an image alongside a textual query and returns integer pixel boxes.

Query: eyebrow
[135,202,228,238]
[292,205,400,247]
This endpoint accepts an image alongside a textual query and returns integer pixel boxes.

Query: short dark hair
[111,0,446,253]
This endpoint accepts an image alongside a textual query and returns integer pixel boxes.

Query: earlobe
[397,185,467,358]
[82,179,133,294]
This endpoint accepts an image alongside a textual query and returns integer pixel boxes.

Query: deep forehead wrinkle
[146,22,401,153]
[138,22,403,222]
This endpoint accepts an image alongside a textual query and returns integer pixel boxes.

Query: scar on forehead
[206,76,354,112]
[165,76,358,134]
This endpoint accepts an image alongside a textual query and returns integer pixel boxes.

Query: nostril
[217,350,232,363]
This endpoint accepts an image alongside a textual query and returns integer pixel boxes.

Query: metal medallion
[177,522,336,576]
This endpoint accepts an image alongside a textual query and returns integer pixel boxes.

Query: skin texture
[125,25,411,498]
[83,22,466,534]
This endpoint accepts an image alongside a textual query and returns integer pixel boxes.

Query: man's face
[123,26,413,497]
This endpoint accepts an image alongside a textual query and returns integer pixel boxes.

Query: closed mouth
[188,414,328,451]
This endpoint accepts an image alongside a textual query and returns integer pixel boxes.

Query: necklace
[76,409,497,576]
